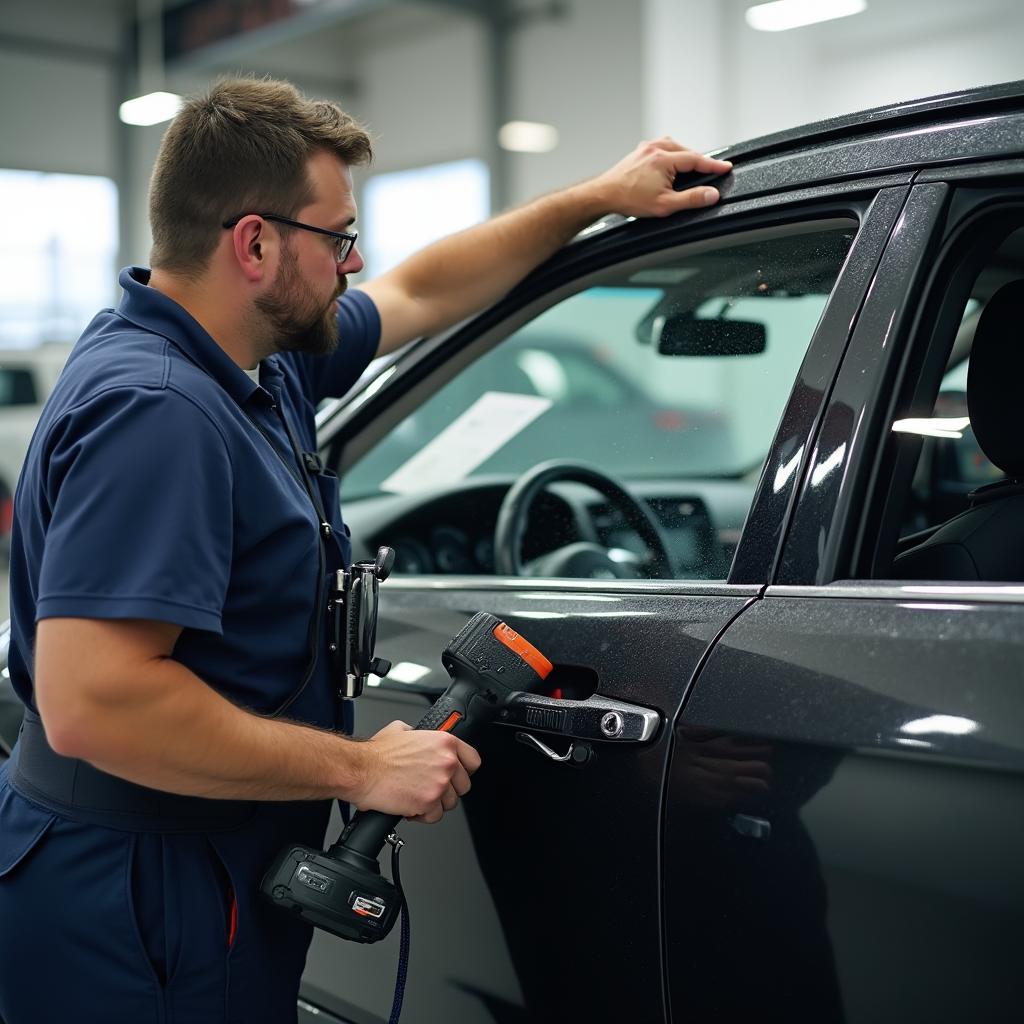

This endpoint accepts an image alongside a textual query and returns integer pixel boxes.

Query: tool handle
[330,684,478,859]
[331,612,552,861]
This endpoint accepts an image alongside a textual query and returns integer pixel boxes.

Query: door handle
[497,693,660,743]
[512,733,585,765]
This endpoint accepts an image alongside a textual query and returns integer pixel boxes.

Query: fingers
[408,803,445,825]
[408,784,458,824]
[668,186,721,211]
[441,783,460,812]
[450,760,472,798]
[661,146,731,173]
[602,139,733,219]
[651,135,689,153]
[454,736,482,775]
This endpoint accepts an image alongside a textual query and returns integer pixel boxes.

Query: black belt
[9,709,255,833]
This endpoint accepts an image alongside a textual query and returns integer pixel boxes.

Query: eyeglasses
[222,212,358,264]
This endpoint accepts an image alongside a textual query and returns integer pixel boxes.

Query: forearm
[45,656,370,802]
[362,140,730,354]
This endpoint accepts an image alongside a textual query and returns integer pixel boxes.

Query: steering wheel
[493,460,673,579]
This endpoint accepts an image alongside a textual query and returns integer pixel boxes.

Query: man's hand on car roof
[591,137,733,218]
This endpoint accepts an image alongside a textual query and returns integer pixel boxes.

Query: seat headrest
[967,279,1024,477]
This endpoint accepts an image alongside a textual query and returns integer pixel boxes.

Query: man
[0,78,731,1022]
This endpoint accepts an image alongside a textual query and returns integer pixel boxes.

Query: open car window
[343,220,857,580]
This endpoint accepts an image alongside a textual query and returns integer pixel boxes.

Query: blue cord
[388,839,410,1024]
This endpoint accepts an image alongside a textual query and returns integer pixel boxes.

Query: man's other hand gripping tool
[261,607,552,943]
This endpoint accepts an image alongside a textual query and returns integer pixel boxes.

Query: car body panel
[712,110,1024,204]
[311,99,1024,1022]
[301,585,758,1023]
[669,589,1024,1022]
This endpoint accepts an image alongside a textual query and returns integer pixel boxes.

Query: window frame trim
[849,190,1024,581]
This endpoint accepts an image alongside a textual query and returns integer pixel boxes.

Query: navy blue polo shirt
[7,267,380,727]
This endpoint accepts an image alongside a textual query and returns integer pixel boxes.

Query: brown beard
[256,244,341,357]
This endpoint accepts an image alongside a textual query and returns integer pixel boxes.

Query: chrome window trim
[767,582,1024,604]
[381,575,763,598]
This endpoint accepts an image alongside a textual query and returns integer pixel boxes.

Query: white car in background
[0,343,72,562]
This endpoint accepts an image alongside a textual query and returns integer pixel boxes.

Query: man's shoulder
[35,324,230,460]
[58,311,229,416]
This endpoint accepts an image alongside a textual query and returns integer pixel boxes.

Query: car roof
[710,78,1024,165]
[571,80,1024,248]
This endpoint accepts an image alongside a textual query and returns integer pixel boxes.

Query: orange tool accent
[492,623,553,679]
[228,891,238,947]
[439,711,463,732]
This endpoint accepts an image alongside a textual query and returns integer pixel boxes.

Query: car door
[300,183,908,1024]
[666,171,1024,1023]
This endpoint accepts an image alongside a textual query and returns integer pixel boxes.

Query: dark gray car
[4,80,1024,1024]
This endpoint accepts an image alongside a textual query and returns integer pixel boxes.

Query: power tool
[260,610,552,943]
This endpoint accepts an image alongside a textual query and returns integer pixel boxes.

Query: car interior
[886,222,1024,581]
[341,220,858,581]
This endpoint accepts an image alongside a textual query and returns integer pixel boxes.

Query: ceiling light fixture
[119,0,181,127]
[499,121,559,153]
[745,0,867,32]
[119,91,182,127]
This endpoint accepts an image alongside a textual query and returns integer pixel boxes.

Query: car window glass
[344,222,856,580]
[884,223,1024,579]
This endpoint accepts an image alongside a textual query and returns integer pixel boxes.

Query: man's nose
[338,245,364,276]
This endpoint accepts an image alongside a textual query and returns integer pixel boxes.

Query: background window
[362,158,489,277]
[0,170,118,348]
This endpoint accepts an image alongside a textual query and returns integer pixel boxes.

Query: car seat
[895,279,1024,581]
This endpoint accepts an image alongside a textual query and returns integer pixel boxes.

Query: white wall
[645,0,1024,153]
[345,5,486,174]
[5,0,1024,272]
[122,0,644,262]
[0,0,123,178]
[507,0,644,206]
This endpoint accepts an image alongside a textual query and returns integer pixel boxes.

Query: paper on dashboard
[381,391,552,495]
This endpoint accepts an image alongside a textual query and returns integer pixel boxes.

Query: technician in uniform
[0,78,731,1022]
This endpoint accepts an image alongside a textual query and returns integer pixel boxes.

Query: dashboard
[344,476,755,580]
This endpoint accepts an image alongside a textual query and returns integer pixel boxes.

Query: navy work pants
[0,760,329,1023]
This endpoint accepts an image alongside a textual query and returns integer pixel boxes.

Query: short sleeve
[309,288,382,403]
[35,386,233,633]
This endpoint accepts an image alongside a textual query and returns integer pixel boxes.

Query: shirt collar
[116,266,268,406]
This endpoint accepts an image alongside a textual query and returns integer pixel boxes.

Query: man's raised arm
[359,139,732,355]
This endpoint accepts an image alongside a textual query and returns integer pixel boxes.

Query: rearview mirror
[653,314,767,356]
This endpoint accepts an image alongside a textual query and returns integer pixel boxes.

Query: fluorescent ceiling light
[746,0,867,32]
[499,121,559,153]
[119,91,182,127]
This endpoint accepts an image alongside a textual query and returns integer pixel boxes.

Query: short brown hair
[148,77,372,275]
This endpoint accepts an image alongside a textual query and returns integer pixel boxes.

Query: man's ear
[228,215,273,283]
